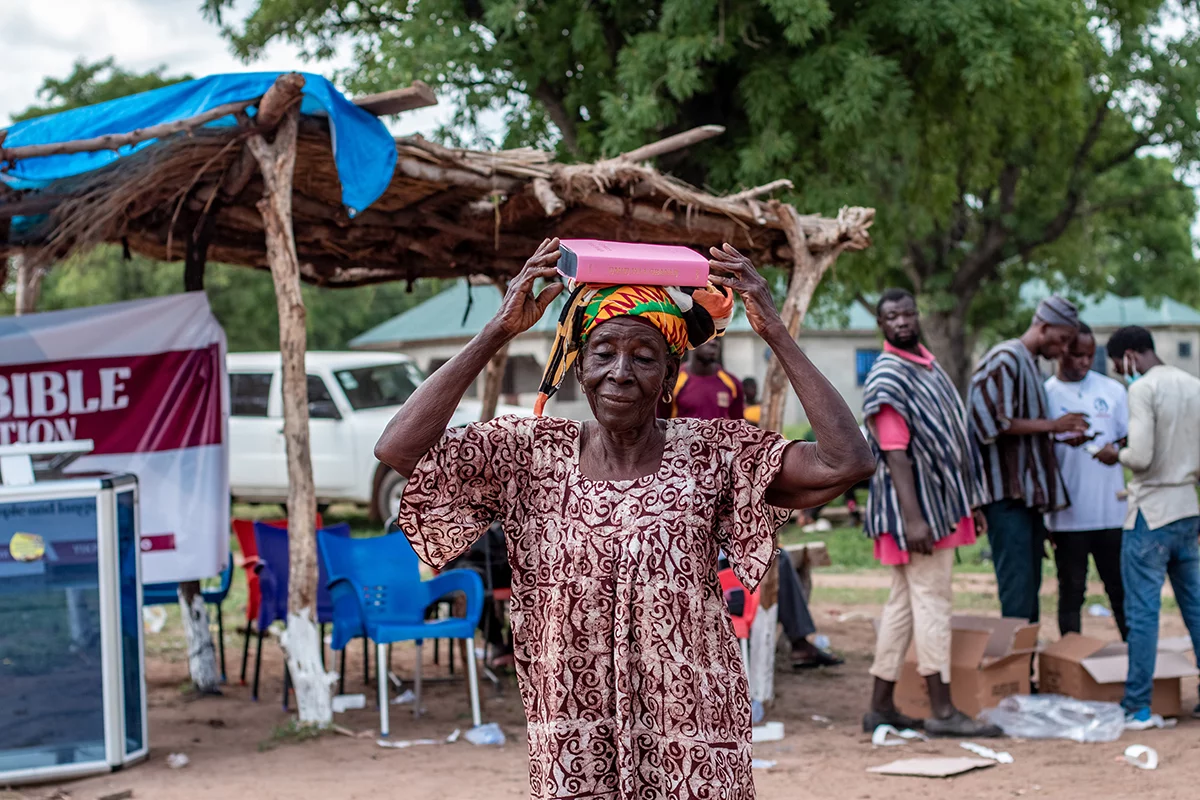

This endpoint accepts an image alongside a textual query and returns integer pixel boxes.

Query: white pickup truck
[227,351,528,521]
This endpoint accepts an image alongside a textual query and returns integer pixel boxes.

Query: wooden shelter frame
[0,73,873,714]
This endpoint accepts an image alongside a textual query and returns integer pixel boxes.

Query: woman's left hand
[708,244,782,336]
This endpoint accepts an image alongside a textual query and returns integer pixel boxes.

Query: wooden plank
[352,81,438,116]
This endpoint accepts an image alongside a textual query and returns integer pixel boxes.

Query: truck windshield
[333,362,425,410]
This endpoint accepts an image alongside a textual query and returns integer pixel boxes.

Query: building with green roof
[351,280,1200,421]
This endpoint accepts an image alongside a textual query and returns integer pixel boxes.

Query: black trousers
[1052,528,1128,640]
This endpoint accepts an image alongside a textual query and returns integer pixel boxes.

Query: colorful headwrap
[534,280,735,415]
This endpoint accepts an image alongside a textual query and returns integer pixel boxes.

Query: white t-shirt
[1043,371,1129,532]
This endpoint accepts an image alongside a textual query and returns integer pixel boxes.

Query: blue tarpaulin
[1,72,397,216]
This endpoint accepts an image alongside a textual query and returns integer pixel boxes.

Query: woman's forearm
[375,323,511,477]
[763,322,874,475]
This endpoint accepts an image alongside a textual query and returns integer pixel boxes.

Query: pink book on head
[557,239,710,287]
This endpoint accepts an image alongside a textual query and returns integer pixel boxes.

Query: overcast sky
[0,0,451,135]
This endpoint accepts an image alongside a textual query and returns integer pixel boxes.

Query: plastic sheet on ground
[979,694,1125,743]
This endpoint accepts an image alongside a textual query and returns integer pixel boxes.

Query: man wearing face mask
[967,296,1089,624]
[1103,326,1200,727]
[1043,323,1129,640]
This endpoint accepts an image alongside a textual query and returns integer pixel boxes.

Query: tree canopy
[204,0,1200,386]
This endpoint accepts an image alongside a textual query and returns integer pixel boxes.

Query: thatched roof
[0,78,873,288]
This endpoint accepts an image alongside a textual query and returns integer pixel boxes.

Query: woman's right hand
[489,238,565,339]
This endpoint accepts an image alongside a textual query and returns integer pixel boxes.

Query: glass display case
[0,442,146,785]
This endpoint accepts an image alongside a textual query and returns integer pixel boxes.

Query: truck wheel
[375,470,408,524]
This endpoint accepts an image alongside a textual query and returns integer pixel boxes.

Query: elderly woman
[375,239,873,800]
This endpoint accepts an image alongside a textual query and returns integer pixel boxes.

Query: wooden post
[14,251,46,316]
[178,582,220,693]
[479,278,511,422]
[246,74,335,726]
[751,206,857,707]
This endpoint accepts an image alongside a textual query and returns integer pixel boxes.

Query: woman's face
[577,317,677,432]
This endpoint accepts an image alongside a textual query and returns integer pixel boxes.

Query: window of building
[855,349,881,387]
[229,373,272,417]
[1179,341,1192,360]
[1093,345,1108,376]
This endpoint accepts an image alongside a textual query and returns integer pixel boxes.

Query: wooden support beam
[245,73,334,725]
[352,81,438,116]
[0,97,262,164]
[532,177,566,216]
[726,179,794,202]
[394,156,522,194]
[611,125,725,163]
[479,280,511,423]
[255,73,306,130]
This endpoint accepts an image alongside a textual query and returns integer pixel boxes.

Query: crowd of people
[374,238,1200,797]
[860,289,1200,733]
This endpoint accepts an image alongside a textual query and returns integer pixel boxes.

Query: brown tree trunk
[178,580,220,693]
[752,205,859,707]
[247,80,335,725]
[14,251,46,316]
[479,344,510,423]
[479,278,511,422]
[922,305,976,395]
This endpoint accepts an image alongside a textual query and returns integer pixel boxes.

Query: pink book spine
[561,240,709,286]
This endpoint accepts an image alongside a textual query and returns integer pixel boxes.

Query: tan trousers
[870,547,954,683]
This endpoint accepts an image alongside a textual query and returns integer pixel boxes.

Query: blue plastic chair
[143,554,234,682]
[252,521,351,707]
[318,527,484,736]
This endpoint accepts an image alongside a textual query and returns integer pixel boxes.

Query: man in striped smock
[862,289,999,737]
[968,296,1089,625]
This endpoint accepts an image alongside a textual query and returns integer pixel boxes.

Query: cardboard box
[893,616,1039,719]
[1038,633,1198,718]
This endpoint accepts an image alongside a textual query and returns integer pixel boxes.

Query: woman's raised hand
[490,238,565,339]
[707,244,783,337]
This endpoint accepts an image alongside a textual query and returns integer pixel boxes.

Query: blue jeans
[984,499,1046,623]
[1121,512,1200,714]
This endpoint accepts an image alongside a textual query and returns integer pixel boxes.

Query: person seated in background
[665,341,841,669]
[442,522,513,667]
[719,549,842,669]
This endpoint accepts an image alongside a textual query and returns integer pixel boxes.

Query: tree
[10,57,191,123]
[204,0,1200,387]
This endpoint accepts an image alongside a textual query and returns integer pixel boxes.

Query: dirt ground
[10,586,1200,800]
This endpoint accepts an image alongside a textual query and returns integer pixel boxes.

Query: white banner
[0,294,229,582]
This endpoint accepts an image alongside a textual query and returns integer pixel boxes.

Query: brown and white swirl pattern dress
[397,415,790,800]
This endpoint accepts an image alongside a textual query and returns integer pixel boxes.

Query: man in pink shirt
[861,289,999,737]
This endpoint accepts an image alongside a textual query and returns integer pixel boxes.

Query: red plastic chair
[233,514,322,686]
[719,568,758,671]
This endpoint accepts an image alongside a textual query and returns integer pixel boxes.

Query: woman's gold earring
[662,390,672,404]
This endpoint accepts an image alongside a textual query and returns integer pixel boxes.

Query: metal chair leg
[463,638,482,728]
[216,605,227,683]
[377,643,390,737]
[433,637,440,665]
[240,622,252,685]
[339,648,347,695]
[413,641,423,718]
[362,637,370,686]
[448,635,455,675]
[283,661,292,711]
[252,628,265,701]
[320,623,327,670]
